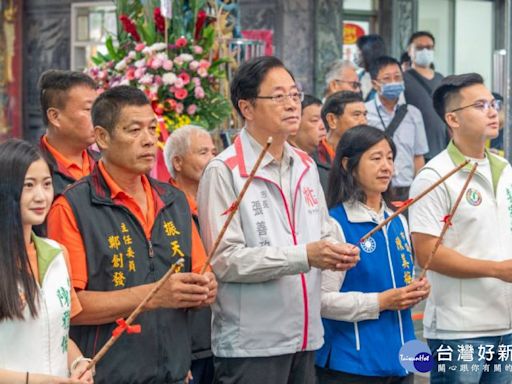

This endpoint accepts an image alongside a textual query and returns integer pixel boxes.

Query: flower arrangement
[86,0,232,133]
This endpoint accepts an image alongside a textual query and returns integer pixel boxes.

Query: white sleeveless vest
[0,236,71,376]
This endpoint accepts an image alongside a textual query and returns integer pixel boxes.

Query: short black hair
[38,69,97,126]
[301,94,322,115]
[92,86,150,135]
[356,34,386,71]
[321,91,363,130]
[230,56,295,118]
[400,51,411,65]
[492,92,504,102]
[369,56,402,80]
[408,31,436,46]
[432,73,484,124]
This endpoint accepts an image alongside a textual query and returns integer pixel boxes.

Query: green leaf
[90,56,104,65]
[105,36,117,58]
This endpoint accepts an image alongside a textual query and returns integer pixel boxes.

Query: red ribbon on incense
[221,201,239,216]
[441,214,453,227]
[112,318,142,338]
[391,198,414,209]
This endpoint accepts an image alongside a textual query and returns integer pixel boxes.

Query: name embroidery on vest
[163,220,185,257]
[109,223,138,288]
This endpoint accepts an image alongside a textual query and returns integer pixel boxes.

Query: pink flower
[175,102,184,114]
[193,46,203,54]
[194,86,205,99]
[189,60,199,71]
[162,59,173,71]
[174,78,184,89]
[178,72,190,85]
[174,57,184,66]
[197,67,208,78]
[153,75,163,85]
[198,59,211,69]
[134,67,146,79]
[174,88,188,100]
[187,104,197,115]
[135,43,145,52]
[165,98,177,111]
[192,77,201,86]
[176,37,188,48]
[126,67,136,80]
[150,57,163,69]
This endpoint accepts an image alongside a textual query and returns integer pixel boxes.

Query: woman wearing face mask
[365,56,429,203]
[315,125,430,384]
[0,139,94,384]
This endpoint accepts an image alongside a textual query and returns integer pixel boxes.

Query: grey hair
[325,59,356,86]
[163,124,209,178]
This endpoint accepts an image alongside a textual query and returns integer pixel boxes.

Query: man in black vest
[48,86,217,383]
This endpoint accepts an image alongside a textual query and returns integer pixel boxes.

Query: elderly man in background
[164,124,217,220]
[164,124,217,384]
[323,60,361,99]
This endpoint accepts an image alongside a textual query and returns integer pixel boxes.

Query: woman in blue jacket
[316,125,430,384]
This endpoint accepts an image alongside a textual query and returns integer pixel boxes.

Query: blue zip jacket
[316,203,416,377]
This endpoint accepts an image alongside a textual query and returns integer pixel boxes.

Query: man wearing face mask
[404,31,449,161]
[366,56,429,201]
[404,31,446,163]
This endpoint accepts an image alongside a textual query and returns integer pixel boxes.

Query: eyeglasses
[450,99,503,113]
[254,91,305,105]
[334,79,361,90]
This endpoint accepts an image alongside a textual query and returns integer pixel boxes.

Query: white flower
[162,72,177,85]
[156,52,168,61]
[179,53,194,62]
[115,60,127,71]
[150,84,159,95]
[128,51,136,59]
[134,59,146,68]
[150,42,168,52]
[139,74,154,85]
[189,60,199,71]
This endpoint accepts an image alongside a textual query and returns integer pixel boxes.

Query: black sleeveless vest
[64,166,193,384]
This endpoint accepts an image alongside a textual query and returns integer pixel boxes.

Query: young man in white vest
[197,56,360,384]
[409,73,512,383]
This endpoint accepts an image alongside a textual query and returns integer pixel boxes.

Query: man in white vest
[409,73,512,383]
[197,56,360,384]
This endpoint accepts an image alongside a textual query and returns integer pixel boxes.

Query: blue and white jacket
[316,201,416,377]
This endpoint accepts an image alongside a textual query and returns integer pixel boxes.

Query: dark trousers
[191,357,214,384]
[316,366,414,384]
[213,351,316,384]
